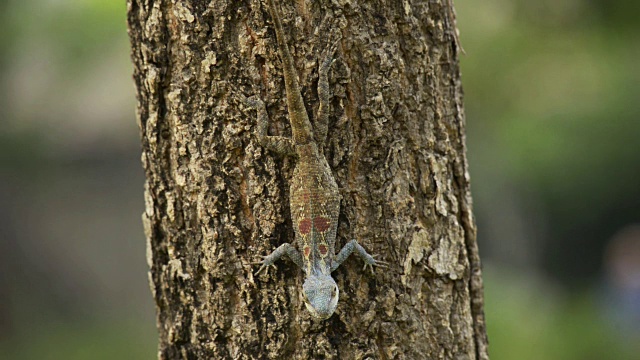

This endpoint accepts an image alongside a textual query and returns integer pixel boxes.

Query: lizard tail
[266,0,315,145]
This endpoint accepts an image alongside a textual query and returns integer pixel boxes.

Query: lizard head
[302,274,339,320]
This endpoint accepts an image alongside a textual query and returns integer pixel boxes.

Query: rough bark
[127,0,488,359]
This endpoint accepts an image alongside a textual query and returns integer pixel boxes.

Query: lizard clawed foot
[320,35,342,72]
[255,263,277,276]
[252,255,276,275]
[250,255,268,266]
[372,254,389,266]
[244,95,264,109]
[362,255,389,274]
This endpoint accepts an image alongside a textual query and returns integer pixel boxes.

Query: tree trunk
[127,0,488,359]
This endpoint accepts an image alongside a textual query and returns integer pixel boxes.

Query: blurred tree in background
[0,0,638,359]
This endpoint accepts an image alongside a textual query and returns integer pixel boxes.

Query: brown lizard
[246,0,385,320]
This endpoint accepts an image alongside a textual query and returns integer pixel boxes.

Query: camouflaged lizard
[247,0,385,320]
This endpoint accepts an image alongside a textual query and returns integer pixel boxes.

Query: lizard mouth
[304,301,333,320]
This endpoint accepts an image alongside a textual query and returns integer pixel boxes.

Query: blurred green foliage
[484,269,638,360]
[459,0,640,282]
[0,321,155,360]
[2,0,124,70]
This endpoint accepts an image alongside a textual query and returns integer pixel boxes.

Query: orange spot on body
[318,244,328,256]
[299,218,312,234]
[303,246,311,258]
[313,216,331,232]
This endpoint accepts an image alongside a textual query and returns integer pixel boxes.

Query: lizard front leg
[256,243,304,275]
[331,239,386,273]
[246,96,296,157]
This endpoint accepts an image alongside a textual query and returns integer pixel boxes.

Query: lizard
[245,0,385,320]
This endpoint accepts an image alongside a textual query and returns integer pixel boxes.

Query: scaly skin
[249,0,384,320]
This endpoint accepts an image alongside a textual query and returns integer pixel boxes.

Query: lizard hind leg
[314,34,342,146]
[245,95,296,157]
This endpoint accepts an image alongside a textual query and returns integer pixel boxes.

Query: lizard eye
[331,286,337,298]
